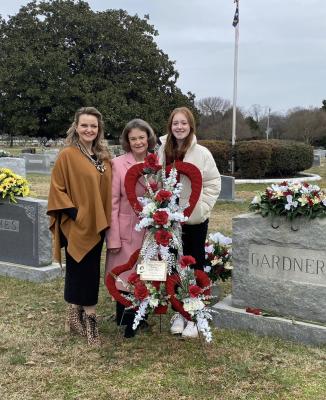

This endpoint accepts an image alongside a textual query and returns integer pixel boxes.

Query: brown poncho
[47,146,112,264]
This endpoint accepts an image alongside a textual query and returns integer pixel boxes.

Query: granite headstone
[21,154,51,174]
[0,157,26,177]
[0,197,61,282]
[219,175,235,201]
[213,213,326,345]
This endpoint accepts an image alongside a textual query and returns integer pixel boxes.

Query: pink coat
[105,152,145,291]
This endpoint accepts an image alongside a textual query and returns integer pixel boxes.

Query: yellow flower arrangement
[0,167,30,203]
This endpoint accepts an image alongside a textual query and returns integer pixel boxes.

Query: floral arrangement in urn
[0,167,30,202]
[204,232,233,283]
[249,181,326,221]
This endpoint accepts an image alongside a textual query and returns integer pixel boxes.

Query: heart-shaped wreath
[166,270,211,321]
[124,160,202,217]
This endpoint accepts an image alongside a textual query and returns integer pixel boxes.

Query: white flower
[251,195,261,204]
[183,297,205,314]
[205,244,214,254]
[204,265,211,273]
[132,298,150,330]
[135,217,153,231]
[284,194,298,210]
[224,262,233,270]
[142,202,157,215]
[149,298,159,308]
[209,232,232,246]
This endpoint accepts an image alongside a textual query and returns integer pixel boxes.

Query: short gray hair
[120,119,157,152]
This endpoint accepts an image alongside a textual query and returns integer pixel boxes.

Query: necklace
[76,142,106,174]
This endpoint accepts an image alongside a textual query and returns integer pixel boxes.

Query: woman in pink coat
[105,118,156,337]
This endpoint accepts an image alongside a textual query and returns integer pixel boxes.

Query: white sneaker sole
[181,333,199,339]
[170,327,184,335]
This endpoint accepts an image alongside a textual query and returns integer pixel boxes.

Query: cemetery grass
[1,271,326,400]
[0,164,326,399]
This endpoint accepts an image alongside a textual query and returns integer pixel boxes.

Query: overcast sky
[1,0,326,114]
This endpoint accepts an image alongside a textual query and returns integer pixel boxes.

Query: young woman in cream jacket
[158,106,221,338]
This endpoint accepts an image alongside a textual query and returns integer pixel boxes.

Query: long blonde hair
[164,107,196,164]
[66,107,110,161]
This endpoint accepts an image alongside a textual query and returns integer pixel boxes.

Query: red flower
[154,229,172,246]
[128,272,140,285]
[150,181,158,192]
[189,285,202,298]
[155,190,172,203]
[179,255,196,269]
[153,210,169,225]
[266,189,273,198]
[246,307,262,315]
[134,282,149,300]
[143,154,160,171]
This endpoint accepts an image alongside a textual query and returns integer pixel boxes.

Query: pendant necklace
[76,141,106,174]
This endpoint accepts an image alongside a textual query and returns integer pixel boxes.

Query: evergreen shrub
[266,140,313,176]
[198,140,232,174]
[236,141,272,178]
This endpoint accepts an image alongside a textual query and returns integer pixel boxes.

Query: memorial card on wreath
[137,260,167,281]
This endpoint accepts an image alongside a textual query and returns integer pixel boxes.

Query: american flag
[232,2,239,27]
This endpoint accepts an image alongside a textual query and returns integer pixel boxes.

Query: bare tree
[196,97,231,117]
[284,108,326,143]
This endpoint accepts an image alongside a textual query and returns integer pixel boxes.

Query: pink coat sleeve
[106,158,122,249]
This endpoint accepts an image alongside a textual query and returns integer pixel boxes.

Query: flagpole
[231,0,239,174]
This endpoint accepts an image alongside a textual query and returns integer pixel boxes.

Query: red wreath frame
[124,161,202,217]
[105,248,140,308]
[166,270,211,321]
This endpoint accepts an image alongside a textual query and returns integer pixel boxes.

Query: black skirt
[63,233,104,306]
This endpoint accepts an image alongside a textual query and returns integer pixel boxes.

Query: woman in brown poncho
[47,107,112,346]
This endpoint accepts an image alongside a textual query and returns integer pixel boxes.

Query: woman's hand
[109,248,121,254]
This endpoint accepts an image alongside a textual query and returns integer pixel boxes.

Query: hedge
[198,139,313,178]
[198,140,232,174]
[266,140,313,176]
[236,141,272,178]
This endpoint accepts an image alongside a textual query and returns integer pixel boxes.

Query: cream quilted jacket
[158,135,221,224]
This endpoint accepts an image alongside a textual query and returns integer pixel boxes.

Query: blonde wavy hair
[66,107,110,161]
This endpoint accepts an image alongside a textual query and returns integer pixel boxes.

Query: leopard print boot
[84,313,101,347]
[65,304,86,336]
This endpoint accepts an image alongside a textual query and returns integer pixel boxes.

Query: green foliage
[245,115,260,132]
[267,140,313,176]
[236,141,272,178]
[0,0,195,139]
[321,99,326,111]
[235,140,313,178]
[198,140,231,173]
